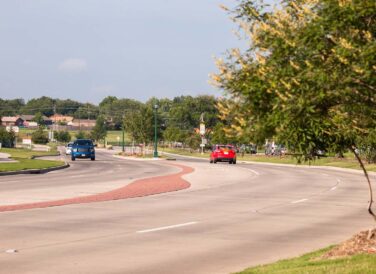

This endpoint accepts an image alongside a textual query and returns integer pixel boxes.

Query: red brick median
[0,162,193,213]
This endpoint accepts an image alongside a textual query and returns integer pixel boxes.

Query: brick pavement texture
[0,163,193,213]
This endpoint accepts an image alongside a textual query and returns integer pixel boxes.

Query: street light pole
[122,113,125,153]
[153,104,158,158]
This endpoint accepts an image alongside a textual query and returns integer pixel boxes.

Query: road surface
[0,149,374,273]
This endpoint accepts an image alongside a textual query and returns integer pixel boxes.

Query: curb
[0,163,70,176]
[113,155,162,161]
[161,152,376,176]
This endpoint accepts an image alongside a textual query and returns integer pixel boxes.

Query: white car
[65,142,73,155]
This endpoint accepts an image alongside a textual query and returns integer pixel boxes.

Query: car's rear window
[218,145,234,150]
[74,140,93,146]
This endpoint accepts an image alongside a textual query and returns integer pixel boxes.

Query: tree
[0,127,15,148]
[75,130,88,140]
[212,1,376,221]
[54,131,71,143]
[31,127,49,144]
[33,112,45,126]
[90,115,107,142]
[124,104,154,145]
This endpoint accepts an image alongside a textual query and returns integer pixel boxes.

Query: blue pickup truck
[71,139,95,161]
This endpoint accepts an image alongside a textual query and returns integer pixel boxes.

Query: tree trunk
[351,146,376,222]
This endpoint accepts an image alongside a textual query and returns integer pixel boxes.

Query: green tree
[75,130,88,140]
[90,115,107,142]
[54,131,71,143]
[213,0,376,221]
[33,112,45,126]
[124,104,154,145]
[31,127,49,144]
[0,127,15,148]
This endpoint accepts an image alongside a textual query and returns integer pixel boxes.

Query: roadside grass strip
[162,148,376,172]
[237,247,376,274]
[0,163,193,212]
[0,148,64,172]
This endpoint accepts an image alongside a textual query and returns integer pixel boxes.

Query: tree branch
[351,146,376,222]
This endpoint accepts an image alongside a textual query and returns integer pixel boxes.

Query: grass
[0,148,64,172]
[18,128,130,145]
[161,148,376,172]
[237,247,376,274]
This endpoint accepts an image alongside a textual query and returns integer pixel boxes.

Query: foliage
[32,112,45,126]
[90,115,107,141]
[212,0,376,220]
[75,130,88,140]
[357,129,376,164]
[184,133,201,152]
[0,127,15,148]
[31,127,49,144]
[54,131,71,143]
[124,104,154,144]
[0,98,24,116]
[212,0,376,159]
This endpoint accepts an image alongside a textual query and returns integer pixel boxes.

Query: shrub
[0,127,15,148]
[31,128,49,144]
[54,131,71,143]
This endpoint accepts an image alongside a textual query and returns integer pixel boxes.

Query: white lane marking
[337,178,341,183]
[291,198,308,204]
[137,222,198,234]
[330,186,337,191]
[70,175,86,178]
[237,166,260,176]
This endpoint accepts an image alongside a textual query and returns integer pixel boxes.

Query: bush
[31,128,49,144]
[357,130,376,164]
[75,130,88,139]
[54,131,71,143]
[0,127,15,148]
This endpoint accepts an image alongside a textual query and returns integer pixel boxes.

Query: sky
[0,0,277,104]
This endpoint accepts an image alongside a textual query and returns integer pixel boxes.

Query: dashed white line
[330,186,337,191]
[137,222,198,234]
[291,198,308,204]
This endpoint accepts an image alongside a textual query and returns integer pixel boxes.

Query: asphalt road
[0,150,374,274]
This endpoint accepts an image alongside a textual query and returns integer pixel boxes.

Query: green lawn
[237,247,376,274]
[161,148,376,172]
[0,148,64,172]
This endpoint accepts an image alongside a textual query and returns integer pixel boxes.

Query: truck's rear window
[74,140,93,146]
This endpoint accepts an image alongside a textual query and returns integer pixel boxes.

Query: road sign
[200,144,205,147]
[200,123,205,135]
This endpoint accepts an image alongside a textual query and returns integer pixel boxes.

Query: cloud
[58,58,87,72]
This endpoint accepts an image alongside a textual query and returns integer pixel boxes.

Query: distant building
[70,119,96,129]
[1,116,24,127]
[49,114,74,124]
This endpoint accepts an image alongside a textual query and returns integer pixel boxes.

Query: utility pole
[122,112,125,152]
[153,104,159,158]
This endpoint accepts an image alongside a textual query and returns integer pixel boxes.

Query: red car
[210,145,237,164]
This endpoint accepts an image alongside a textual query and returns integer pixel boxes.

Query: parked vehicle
[210,144,237,164]
[65,142,73,155]
[71,139,95,161]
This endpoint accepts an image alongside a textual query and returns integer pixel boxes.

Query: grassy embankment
[160,148,376,172]
[18,129,129,145]
[236,246,376,274]
[0,148,64,172]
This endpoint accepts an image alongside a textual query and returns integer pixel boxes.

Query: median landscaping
[238,229,376,274]
[0,148,65,173]
[160,148,376,172]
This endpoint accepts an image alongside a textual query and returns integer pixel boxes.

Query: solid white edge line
[137,222,198,234]
[291,198,308,204]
